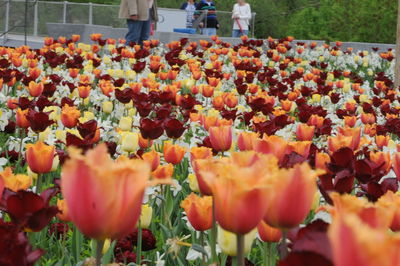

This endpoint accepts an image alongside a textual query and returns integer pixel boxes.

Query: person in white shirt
[231,0,251,38]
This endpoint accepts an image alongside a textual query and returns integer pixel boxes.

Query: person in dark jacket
[180,0,198,28]
[195,0,219,36]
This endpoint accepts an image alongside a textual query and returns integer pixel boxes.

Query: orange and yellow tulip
[61,105,81,128]
[263,163,317,229]
[208,125,232,153]
[296,124,315,141]
[163,142,185,165]
[152,163,174,180]
[181,193,213,231]
[25,141,55,174]
[61,144,151,239]
[257,220,282,243]
[199,151,278,234]
[0,167,32,192]
[237,131,259,151]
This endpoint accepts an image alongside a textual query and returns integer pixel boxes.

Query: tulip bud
[119,117,132,131]
[139,204,153,229]
[25,141,55,174]
[188,173,200,192]
[218,226,257,256]
[121,132,139,153]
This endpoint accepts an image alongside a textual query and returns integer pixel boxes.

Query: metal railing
[0,0,256,41]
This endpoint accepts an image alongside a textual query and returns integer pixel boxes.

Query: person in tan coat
[119,0,158,45]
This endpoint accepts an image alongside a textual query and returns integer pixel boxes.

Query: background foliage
[41,0,398,44]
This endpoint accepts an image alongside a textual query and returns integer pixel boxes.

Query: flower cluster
[0,34,398,265]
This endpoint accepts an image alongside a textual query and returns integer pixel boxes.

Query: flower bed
[0,34,399,266]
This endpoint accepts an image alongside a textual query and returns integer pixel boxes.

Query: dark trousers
[125,16,151,45]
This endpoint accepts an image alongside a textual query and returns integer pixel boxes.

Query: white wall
[157,8,188,32]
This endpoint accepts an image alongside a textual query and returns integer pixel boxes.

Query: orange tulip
[163,142,185,165]
[377,191,400,231]
[61,144,151,239]
[307,115,324,128]
[0,167,32,192]
[16,108,30,128]
[296,124,315,141]
[25,141,55,174]
[181,193,213,231]
[208,125,232,152]
[61,105,81,128]
[263,163,317,229]
[360,113,376,124]
[77,85,91,98]
[370,152,391,174]
[27,81,44,97]
[190,146,213,163]
[337,126,361,150]
[393,153,400,181]
[344,116,357,127]
[257,220,282,243]
[138,133,153,149]
[327,135,353,153]
[142,150,160,171]
[315,152,331,172]
[152,163,174,180]
[286,141,312,158]
[237,131,259,151]
[56,199,70,222]
[328,212,400,266]
[199,151,278,234]
[375,135,390,149]
[254,135,287,162]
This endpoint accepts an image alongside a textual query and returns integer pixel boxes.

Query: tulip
[27,81,44,97]
[119,116,132,131]
[190,146,213,164]
[199,151,278,234]
[327,135,353,154]
[296,124,315,141]
[152,164,174,180]
[142,150,160,171]
[163,142,185,165]
[121,132,139,153]
[344,116,357,127]
[56,199,70,222]
[237,131,259,151]
[0,167,32,192]
[187,173,200,192]
[0,175,3,197]
[77,85,91,98]
[263,163,318,229]
[25,141,55,174]
[375,135,390,149]
[61,105,81,128]
[61,144,151,240]
[257,220,282,242]
[337,126,361,151]
[393,153,400,181]
[217,226,257,256]
[328,212,400,266]
[208,125,232,152]
[315,152,331,172]
[16,108,30,128]
[369,152,391,174]
[181,193,213,231]
[254,135,287,162]
[139,204,153,229]
[102,101,113,113]
[287,141,312,158]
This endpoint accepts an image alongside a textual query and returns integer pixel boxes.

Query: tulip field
[1,34,400,266]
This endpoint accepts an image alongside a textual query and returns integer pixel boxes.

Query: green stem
[263,242,268,266]
[200,231,206,266]
[236,234,245,266]
[136,221,142,265]
[95,239,105,266]
[269,243,275,266]
[209,198,218,264]
[36,173,42,193]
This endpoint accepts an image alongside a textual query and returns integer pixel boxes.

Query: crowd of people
[119,0,252,46]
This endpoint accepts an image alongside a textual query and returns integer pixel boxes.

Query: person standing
[119,0,158,45]
[196,0,219,36]
[232,0,251,38]
[180,1,197,28]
